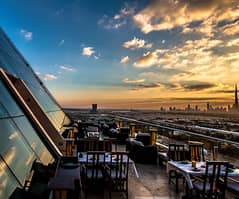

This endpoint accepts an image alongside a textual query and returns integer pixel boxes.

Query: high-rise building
[234,84,238,109]
[0,27,70,198]
[229,84,239,112]
[91,103,98,113]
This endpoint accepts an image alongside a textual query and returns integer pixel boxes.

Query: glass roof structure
[0,27,70,132]
[0,28,69,199]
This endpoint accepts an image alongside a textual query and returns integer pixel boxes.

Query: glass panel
[47,112,59,131]
[0,103,9,118]
[13,117,54,165]
[0,81,22,117]
[0,119,36,185]
[0,49,16,75]
[0,49,59,112]
[0,158,20,199]
[47,110,69,131]
[0,28,70,129]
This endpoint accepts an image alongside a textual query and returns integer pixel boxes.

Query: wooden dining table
[78,152,139,178]
[167,161,239,190]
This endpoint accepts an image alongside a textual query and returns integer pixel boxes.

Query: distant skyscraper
[234,84,238,108]
[207,102,210,112]
[91,103,98,113]
[229,84,239,112]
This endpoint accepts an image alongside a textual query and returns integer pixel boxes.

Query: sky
[1,0,239,109]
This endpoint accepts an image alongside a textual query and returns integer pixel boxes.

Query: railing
[113,115,239,147]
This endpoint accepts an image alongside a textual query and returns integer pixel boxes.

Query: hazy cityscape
[1,1,239,199]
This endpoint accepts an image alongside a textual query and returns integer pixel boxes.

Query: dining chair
[188,141,205,161]
[77,138,98,152]
[192,161,229,199]
[105,152,129,199]
[101,138,113,152]
[168,144,187,192]
[81,151,106,199]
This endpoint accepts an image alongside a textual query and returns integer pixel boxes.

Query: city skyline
[1,0,239,109]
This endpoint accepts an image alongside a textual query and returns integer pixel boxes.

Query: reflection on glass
[47,110,67,131]
[0,158,20,199]
[0,82,22,117]
[13,117,54,164]
[0,119,36,185]
[8,132,18,140]
[0,28,70,127]
[0,103,8,118]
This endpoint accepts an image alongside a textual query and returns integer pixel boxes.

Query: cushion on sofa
[130,139,144,147]
[136,133,151,145]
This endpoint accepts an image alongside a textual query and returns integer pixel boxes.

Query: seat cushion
[136,133,151,145]
[130,139,144,147]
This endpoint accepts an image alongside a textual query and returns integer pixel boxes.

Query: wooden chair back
[101,139,113,152]
[189,142,205,161]
[77,138,98,152]
[86,151,105,179]
[107,152,129,199]
[203,161,229,197]
[109,152,129,181]
[168,144,186,161]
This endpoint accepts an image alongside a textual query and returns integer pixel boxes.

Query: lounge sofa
[126,136,158,164]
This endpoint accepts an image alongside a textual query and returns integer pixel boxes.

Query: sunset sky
[1,0,239,109]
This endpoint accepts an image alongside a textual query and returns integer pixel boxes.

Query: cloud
[98,4,135,30]
[35,71,41,76]
[123,78,145,84]
[59,65,75,72]
[82,47,95,56]
[43,74,57,81]
[132,83,161,90]
[139,71,178,83]
[20,29,32,41]
[133,0,239,34]
[227,38,239,47]
[128,34,239,90]
[123,37,152,50]
[114,14,121,20]
[58,39,65,46]
[134,51,158,68]
[98,15,127,30]
[222,21,239,36]
[180,81,215,91]
[120,56,129,63]
[213,89,234,94]
[174,97,227,101]
[94,55,99,60]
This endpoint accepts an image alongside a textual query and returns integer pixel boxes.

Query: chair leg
[108,181,112,199]
[168,171,172,184]
[175,175,178,192]
[85,190,87,199]
[126,185,128,199]
[84,182,88,199]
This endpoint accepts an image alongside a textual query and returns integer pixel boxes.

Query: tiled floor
[76,144,238,199]
[127,164,183,199]
[80,163,183,199]
[78,150,238,199]
[80,162,238,199]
